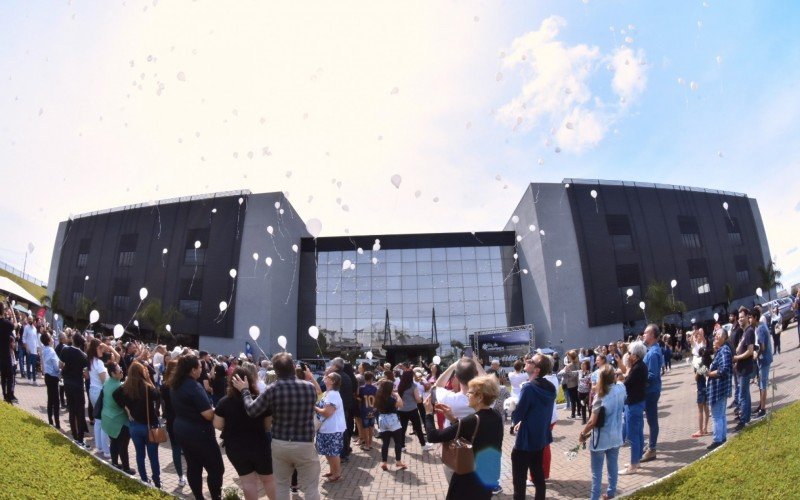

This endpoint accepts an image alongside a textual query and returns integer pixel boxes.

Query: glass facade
[297,240,524,357]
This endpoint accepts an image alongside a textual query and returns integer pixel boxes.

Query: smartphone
[464,346,473,358]
[300,362,308,372]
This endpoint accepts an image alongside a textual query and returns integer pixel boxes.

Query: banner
[474,327,533,367]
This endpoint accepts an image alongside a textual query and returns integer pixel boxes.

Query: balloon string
[125,299,144,330]
[284,250,297,305]
[188,264,198,296]
[270,236,284,261]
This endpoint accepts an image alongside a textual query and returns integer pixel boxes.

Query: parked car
[761,297,794,329]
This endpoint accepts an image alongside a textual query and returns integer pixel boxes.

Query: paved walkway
[10,323,800,499]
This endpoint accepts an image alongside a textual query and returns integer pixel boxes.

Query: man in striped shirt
[705,327,733,450]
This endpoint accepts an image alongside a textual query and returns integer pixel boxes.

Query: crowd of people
[0,294,795,500]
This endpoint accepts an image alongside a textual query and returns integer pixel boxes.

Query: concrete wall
[46,221,68,323]
[201,193,310,357]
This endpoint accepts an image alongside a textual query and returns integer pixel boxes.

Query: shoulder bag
[441,414,480,475]
[145,388,168,444]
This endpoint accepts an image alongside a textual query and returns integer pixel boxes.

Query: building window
[734,254,749,285]
[688,258,710,295]
[607,215,634,251]
[726,217,742,246]
[690,277,711,294]
[736,270,749,284]
[76,253,89,268]
[185,228,210,265]
[71,291,82,305]
[77,238,91,267]
[179,300,201,318]
[113,295,130,310]
[616,264,641,302]
[678,216,702,249]
[118,251,135,267]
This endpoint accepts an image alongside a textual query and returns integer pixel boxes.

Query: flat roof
[71,189,253,220]
[561,178,747,198]
[300,231,516,252]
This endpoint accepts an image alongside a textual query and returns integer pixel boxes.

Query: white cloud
[497,16,647,153]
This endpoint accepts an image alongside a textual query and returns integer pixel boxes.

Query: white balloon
[162,248,168,254]
[590,189,598,199]
[539,230,546,236]
[511,215,520,224]
[390,174,402,189]
[279,209,284,215]
[516,235,522,242]
[54,313,59,321]
[371,257,378,265]
[267,226,274,235]
[253,252,259,261]
[639,301,646,310]
[113,324,124,339]
[373,242,381,252]
[564,183,570,188]
[342,260,352,271]
[714,313,719,321]
[357,247,364,255]
[350,263,356,270]
[366,351,373,360]
[626,288,634,297]
[691,318,696,324]
[194,240,201,249]
[690,81,698,91]
[722,202,729,210]
[266,257,273,266]
[89,310,99,324]
[555,260,562,267]
[238,197,244,205]
[85,275,90,281]
[433,355,441,365]
[305,218,323,238]
[528,225,535,232]
[522,269,529,274]
[139,287,148,300]
[513,253,518,260]
[756,287,763,297]
[670,279,677,288]
[133,320,139,327]
[277,335,287,349]
[308,326,319,340]
[166,324,172,332]
[292,244,299,253]
[211,208,217,214]
[229,269,237,278]
[274,201,281,209]
[249,325,260,341]
[219,301,228,312]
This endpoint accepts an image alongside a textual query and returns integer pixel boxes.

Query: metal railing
[562,178,747,198]
[0,260,47,287]
[70,189,254,220]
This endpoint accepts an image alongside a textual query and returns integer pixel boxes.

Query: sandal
[381,463,389,471]
[620,465,639,475]
[325,475,342,483]
[691,432,703,438]
[323,472,334,477]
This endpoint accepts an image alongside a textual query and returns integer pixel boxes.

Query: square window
[478,287,493,301]
[461,247,476,260]
[401,275,416,289]
[463,274,478,287]
[416,261,432,275]
[416,248,432,261]
[478,274,493,287]
[387,276,401,290]
[76,253,89,268]
[417,275,433,289]
[385,249,402,263]
[462,260,477,273]
[446,247,462,260]
[387,263,402,276]
[340,291,355,303]
[475,247,490,260]
[431,248,446,261]
[433,288,449,302]
[179,300,200,318]
[447,274,463,287]
[465,301,480,315]
[418,289,433,302]
[372,290,387,303]
[402,289,417,303]
[401,249,417,262]
[477,260,492,273]
[464,287,479,300]
[402,262,416,275]
[387,290,402,303]
[449,287,464,302]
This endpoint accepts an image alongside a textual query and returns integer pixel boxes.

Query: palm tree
[75,296,98,325]
[757,260,782,300]
[139,299,182,344]
[645,279,687,327]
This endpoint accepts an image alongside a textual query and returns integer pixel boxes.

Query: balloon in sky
[714,312,719,321]
[308,326,319,340]
[513,253,518,260]
[516,235,522,242]
[274,201,281,210]
[113,324,124,339]
[756,287,763,297]
[89,310,99,324]
[139,287,148,300]
[722,202,729,210]
[279,209,284,215]
[194,240,201,249]
[373,239,381,252]
[626,288,633,297]
[292,244,299,253]
[266,257,273,266]
[211,208,217,214]
[85,275,89,281]
[528,225,535,232]
[267,226,274,235]
[238,197,244,205]
[133,320,139,327]
[162,248,168,254]
[639,301,646,310]
[305,218,323,238]
[357,247,364,255]
[511,215,520,224]
[253,252,259,261]
[390,174,402,189]
[590,190,598,199]
[229,269,237,278]
[342,260,352,271]
[219,301,228,312]
[371,257,378,265]
[166,324,172,332]
[690,81,698,91]
[539,230,546,236]
[277,335,287,349]
[555,260,562,267]
[54,313,59,321]
[366,351,373,360]
[670,279,677,288]
[249,325,260,341]
[433,355,441,365]
[522,269,529,274]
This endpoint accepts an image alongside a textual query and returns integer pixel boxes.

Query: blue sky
[1,0,799,290]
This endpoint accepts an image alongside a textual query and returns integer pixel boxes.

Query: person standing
[705,327,732,450]
[728,311,743,411]
[621,341,648,475]
[170,355,224,500]
[397,370,434,451]
[690,329,711,438]
[358,371,377,450]
[374,378,406,471]
[752,306,772,419]
[640,324,663,463]
[1,304,19,403]
[102,362,135,476]
[579,365,626,500]
[87,338,114,458]
[770,305,781,355]
[60,333,89,446]
[793,290,800,345]
[559,350,581,419]
[314,371,346,483]
[160,359,186,487]
[232,353,319,500]
[732,307,756,432]
[22,317,40,385]
[40,333,61,428]
[511,354,556,500]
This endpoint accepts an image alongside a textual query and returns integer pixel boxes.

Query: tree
[139,299,182,344]
[645,279,687,328]
[39,294,51,309]
[75,296,98,328]
[450,339,465,357]
[757,260,782,300]
[724,282,734,308]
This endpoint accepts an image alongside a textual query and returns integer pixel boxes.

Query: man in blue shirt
[641,324,663,463]
[705,327,732,450]
[752,306,772,419]
[511,353,556,500]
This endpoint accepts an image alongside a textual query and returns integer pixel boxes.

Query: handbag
[441,414,480,475]
[145,388,168,444]
[93,388,104,420]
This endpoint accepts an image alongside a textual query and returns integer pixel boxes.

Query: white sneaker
[178,475,186,487]
[526,480,534,487]
[422,443,435,452]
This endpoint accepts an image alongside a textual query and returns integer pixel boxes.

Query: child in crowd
[577,360,592,424]
[358,371,377,451]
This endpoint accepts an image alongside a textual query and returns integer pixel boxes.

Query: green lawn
[629,401,800,498]
[0,403,171,499]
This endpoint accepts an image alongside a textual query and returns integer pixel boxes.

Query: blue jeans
[625,401,645,465]
[17,347,26,376]
[129,421,161,486]
[737,374,752,424]
[26,354,39,381]
[710,397,727,444]
[590,447,619,500]
[645,392,660,450]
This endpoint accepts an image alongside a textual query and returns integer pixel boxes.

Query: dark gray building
[48,179,772,357]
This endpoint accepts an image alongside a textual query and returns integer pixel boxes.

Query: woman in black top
[622,341,648,475]
[374,378,405,471]
[213,367,274,500]
[169,355,224,500]
[423,374,504,500]
[113,361,161,488]
[160,359,185,486]
[210,363,227,405]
